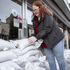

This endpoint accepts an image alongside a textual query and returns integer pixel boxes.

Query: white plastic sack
[25,62,46,70]
[25,62,34,70]
[12,55,26,66]
[21,46,37,55]
[64,49,70,59]
[0,51,17,62]
[27,56,39,62]
[39,56,46,62]
[12,38,30,50]
[0,67,15,70]
[34,67,46,70]
[23,50,40,57]
[10,48,22,56]
[12,38,43,50]
[11,45,37,56]
[0,61,22,70]
[0,39,16,51]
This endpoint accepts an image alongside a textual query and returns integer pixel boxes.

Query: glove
[28,36,37,45]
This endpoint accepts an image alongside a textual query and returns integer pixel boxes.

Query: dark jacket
[32,14,64,48]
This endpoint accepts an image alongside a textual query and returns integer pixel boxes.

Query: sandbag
[12,38,30,50]
[25,62,46,70]
[0,39,16,51]
[0,51,17,62]
[0,61,22,70]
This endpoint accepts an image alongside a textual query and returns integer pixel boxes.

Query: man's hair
[32,0,53,18]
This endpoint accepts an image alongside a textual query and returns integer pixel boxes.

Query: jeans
[42,39,67,70]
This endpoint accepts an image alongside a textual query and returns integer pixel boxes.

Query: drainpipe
[20,0,28,38]
[65,27,69,49]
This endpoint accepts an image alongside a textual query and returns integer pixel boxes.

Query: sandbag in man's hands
[28,36,37,45]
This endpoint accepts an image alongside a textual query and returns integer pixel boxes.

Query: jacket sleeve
[36,15,53,40]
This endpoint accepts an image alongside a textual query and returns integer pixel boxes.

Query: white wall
[26,9,32,25]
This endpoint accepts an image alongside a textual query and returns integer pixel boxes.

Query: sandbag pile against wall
[0,38,50,70]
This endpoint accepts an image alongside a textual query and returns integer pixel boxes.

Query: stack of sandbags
[11,45,49,70]
[12,54,49,70]
[13,39,49,70]
[0,38,50,70]
[0,48,23,70]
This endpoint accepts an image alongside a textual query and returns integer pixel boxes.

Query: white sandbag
[0,51,17,62]
[25,62,34,70]
[25,62,46,70]
[11,46,37,56]
[23,50,40,57]
[10,48,22,56]
[39,56,46,62]
[12,38,30,50]
[12,56,26,68]
[21,46,37,55]
[34,57,49,70]
[0,66,15,70]
[64,49,70,67]
[44,60,50,70]
[13,50,40,65]
[34,67,46,70]
[15,56,39,64]
[12,55,27,66]
[0,39,16,51]
[64,49,70,59]
[27,56,39,62]
[0,61,22,70]
[13,38,43,50]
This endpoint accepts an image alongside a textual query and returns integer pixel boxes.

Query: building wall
[26,9,32,25]
[64,0,70,11]
[0,0,21,23]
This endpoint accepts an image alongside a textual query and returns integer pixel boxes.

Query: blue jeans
[42,40,67,70]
